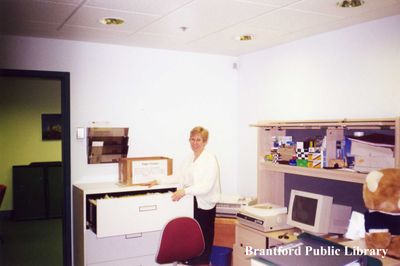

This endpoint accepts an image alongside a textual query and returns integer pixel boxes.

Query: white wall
[237,15,400,197]
[1,15,399,199]
[0,36,239,194]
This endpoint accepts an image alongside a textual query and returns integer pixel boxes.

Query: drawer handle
[139,205,157,212]
[125,233,143,239]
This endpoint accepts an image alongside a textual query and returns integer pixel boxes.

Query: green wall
[0,77,61,211]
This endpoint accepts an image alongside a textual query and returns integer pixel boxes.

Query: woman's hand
[171,189,185,201]
[142,180,158,187]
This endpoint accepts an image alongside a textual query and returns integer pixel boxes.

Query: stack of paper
[347,134,394,172]
[216,194,256,218]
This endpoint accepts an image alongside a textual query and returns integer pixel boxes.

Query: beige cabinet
[233,224,268,266]
[232,224,295,266]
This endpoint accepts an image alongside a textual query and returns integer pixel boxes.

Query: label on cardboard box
[132,159,168,183]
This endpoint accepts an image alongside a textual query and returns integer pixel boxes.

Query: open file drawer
[87,189,193,238]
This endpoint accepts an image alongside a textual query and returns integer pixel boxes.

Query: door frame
[0,68,71,266]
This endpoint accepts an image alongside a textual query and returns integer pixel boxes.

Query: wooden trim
[395,117,400,167]
[251,118,397,128]
[1,68,71,266]
[260,162,366,184]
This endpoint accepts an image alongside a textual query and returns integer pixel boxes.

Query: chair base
[177,263,210,266]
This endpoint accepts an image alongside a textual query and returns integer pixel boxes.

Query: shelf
[251,117,397,129]
[254,117,399,205]
[87,127,129,164]
[260,161,366,184]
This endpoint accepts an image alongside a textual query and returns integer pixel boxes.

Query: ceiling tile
[246,8,340,32]
[85,0,195,16]
[362,2,400,19]
[290,0,399,17]
[126,32,187,50]
[139,0,277,39]
[0,0,78,25]
[38,0,84,4]
[186,24,288,55]
[64,6,159,32]
[238,0,302,7]
[190,24,287,47]
[0,20,60,37]
[0,0,399,56]
[59,24,132,44]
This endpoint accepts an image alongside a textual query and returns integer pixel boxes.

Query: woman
[149,126,221,265]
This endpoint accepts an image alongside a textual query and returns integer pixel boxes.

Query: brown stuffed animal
[363,168,400,258]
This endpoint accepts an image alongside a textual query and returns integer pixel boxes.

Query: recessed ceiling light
[337,0,364,8]
[235,34,253,41]
[99,17,125,25]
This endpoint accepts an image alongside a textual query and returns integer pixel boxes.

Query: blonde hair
[190,126,209,143]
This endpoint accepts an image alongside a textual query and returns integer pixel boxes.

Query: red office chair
[156,217,205,265]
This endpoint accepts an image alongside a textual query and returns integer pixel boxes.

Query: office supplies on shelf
[345,134,395,172]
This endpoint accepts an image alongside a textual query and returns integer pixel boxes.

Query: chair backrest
[156,217,205,264]
[0,184,6,206]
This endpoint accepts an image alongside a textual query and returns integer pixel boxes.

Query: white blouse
[159,149,221,210]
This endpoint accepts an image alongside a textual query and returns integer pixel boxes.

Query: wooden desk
[342,239,400,266]
[250,236,400,266]
[264,228,299,245]
[214,217,236,248]
[244,227,400,266]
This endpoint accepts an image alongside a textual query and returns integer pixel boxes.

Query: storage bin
[211,246,232,266]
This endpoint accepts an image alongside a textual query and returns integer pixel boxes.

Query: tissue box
[118,157,172,185]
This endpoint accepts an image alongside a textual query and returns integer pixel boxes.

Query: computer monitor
[287,189,333,235]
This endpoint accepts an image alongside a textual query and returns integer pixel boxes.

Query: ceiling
[1,0,400,56]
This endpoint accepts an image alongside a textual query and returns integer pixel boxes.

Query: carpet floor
[0,218,63,266]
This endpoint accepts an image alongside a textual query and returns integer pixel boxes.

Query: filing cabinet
[73,182,193,266]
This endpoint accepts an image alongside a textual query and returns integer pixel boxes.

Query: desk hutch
[233,117,400,266]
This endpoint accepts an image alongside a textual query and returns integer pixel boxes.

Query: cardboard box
[328,159,346,168]
[277,146,295,161]
[118,157,173,185]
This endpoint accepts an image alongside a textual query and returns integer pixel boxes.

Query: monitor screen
[287,189,333,235]
[291,195,318,226]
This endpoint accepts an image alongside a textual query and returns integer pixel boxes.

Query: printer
[216,195,256,218]
[237,203,291,232]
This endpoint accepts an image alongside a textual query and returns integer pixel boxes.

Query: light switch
[76,127,85,139]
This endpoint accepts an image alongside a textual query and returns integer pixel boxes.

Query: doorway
[0,69,71,266]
